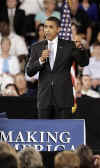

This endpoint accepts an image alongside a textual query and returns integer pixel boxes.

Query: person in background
[2,83,19,96]
[0,142,19,168]
[76,144,94,168]
[18,147,44,168]
[56,0,64,13]
[81,75,100,98]
[83,42,100,93]
[75,76,82,98]
[0,73,15,95]
[79,0,99,45]
[15,72,35,96]
[19,0,44,38]
[90,31,100,56]
[35,0,61,28]
[28,24,45,52]
[0,142,17,155]
[71,0,92,45]
[0,37,20,75]
[71,22,79,41]
[54,151,80,168]
[36,24,46,42]
[0,21,28,72]
[0,152,19,168]
[79,0,99,23]
[0,0,26,37]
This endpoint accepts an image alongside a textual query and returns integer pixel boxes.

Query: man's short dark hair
[0,152,19,168]
[46,16,61,27]
[18,147,44,168]
[76,144,93,168]
[55,151,80,168]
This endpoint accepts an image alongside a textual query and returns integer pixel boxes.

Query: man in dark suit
[0,0,26,37]
[26,16,89,119]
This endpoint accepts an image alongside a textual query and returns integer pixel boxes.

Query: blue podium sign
[0,119,85,151]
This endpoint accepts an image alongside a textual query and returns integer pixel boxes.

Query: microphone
[44,40,49,63]
[44,39,48,50]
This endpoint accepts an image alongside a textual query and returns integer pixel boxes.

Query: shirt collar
[48,36,58,44]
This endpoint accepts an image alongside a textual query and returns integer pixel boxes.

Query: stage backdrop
[0,119,86,151]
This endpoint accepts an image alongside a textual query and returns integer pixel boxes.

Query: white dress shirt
[39,36,58,67]
[8,8,16,16]
[48,36,58,68]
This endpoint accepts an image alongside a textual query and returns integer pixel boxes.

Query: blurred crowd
[1,142,100,168]
[0,0,100,102]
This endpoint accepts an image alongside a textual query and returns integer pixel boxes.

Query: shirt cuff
[39,58,45,65]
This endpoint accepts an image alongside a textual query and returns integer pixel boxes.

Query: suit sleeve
[71,41,89,67]
[26,45,43,77]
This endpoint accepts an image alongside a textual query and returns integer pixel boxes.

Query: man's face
[44,20,60,41]
[1,39,11,53]
[7,0,17,9]
[82,75,91,89]
[43,0,56,11]
[15,74,27,89]
[71,0,79,12]
[93,46,100,59]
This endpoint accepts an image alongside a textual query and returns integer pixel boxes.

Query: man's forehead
[45,20,56,26]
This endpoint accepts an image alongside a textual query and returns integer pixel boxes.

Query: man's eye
[50,26,53,28]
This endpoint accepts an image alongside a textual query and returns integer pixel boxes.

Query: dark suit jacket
[26,38,89,109]
[0,7,26,37]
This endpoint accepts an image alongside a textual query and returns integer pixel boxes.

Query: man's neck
[48,36,58,43]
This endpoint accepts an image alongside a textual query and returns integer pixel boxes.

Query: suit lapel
[53,39,64,72]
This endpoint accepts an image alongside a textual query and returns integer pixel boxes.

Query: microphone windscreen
[44,40,48,50]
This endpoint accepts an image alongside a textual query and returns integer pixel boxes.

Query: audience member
[0,37,20,75]
[90,31,100,56]
[0,152,19,168]
[15,72,34,96]
[72,22,79,41]
[0,73,15,94]
[54,151,80,168]
[75,76,82,98]
[93,154,100,168]
[18,147,44,168]
[27,23,45,54]
[35,0,61,27]
[19,0,44,36]
[83,42,100,92]
[19,0,44,15]
[0,0,26,37]
[79,0,99,23]
[0,21,28,64]
[95,31,100,43]
[81,75,100,98]
[2,83,19,96]
[35,24,45,42]
[0,142,16,155]
[76,144,94,168]
[56,0,64,13]
[71,0,92,45]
